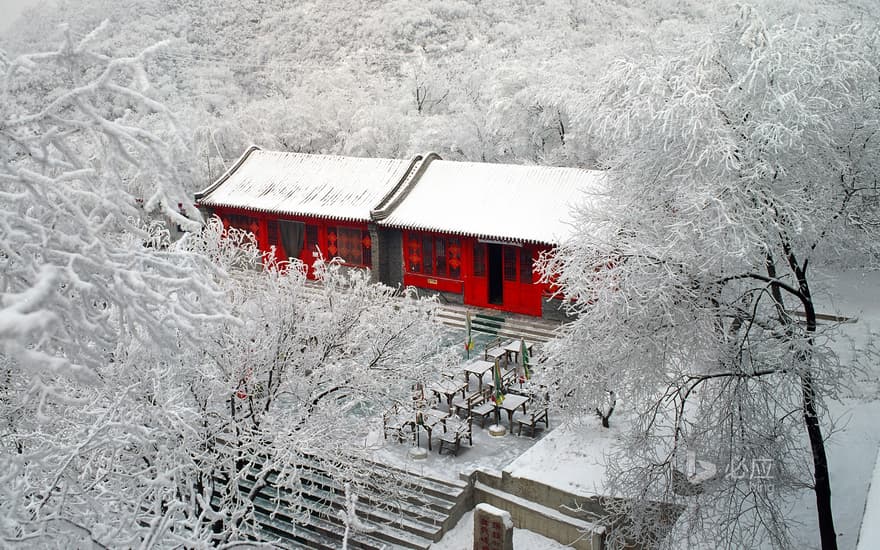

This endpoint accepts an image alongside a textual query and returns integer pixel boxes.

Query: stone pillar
[474,503,514,550]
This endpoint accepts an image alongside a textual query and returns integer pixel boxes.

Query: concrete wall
[466,470,606,550]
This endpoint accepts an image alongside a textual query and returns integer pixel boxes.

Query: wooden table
[503,340,534,365]
[428,379,467,410]
[463,360,495,391]
[416,408,448,451]
[485,346,506,364]
[494,393,530,432]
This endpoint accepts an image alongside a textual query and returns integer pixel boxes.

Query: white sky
[1,0,44,33]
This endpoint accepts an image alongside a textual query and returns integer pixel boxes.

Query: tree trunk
[801,294,837,550]
[802,371,837,550]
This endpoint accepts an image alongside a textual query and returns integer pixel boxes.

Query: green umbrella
[465,310,474,358]
[492,358,505,405]
[520,338,531,380]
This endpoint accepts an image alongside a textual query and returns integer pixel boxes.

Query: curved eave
[380,220,557,247]
[198,202,369,224]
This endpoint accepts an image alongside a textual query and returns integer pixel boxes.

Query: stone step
[298,452,467,505]
[300,471,452,526]
[229,454,467,549]
[356,456,469,502]
[297,481,440,543]
[210,493,336,550]
[240,475,434,550]
[253,494,402,550]
[436,305,561,343]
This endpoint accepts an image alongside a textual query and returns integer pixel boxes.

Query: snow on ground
[505,415,620,498]
[856,448,880,550]
[362,367,551,483]
[363,269,880,549]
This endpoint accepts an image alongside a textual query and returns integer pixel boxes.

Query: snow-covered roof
[195,147,416,223]
[377,159,605,245]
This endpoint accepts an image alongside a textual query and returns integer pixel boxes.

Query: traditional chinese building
[195,147,603,318]
[372,156,600,317]
[194,146,421,275]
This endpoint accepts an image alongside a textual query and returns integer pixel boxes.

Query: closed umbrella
[520,338,531,380]
[492,358,505,405]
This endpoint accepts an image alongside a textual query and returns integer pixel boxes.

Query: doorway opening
[488,243,503,305]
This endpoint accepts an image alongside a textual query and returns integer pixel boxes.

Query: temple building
[195,146,604,319]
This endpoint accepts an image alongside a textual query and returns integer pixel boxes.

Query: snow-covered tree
[157,222,449,545]
[0,23,233,546]
[540,12,879,550]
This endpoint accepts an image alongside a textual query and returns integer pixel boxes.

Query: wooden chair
[516,407,549,438]
[483,337,508,366]
[438,415,473,456]
[470,389,496,428]
[417,408,449,451]
[383,403,415,443]
[451,390,484,418]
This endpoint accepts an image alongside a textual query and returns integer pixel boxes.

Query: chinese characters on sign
[474,503,513,550]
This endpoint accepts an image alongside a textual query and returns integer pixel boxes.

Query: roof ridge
[195,144,261,201]
[370,152,441,221]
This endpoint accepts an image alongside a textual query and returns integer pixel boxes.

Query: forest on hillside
[2,2,879,548]
[3,0,876,192]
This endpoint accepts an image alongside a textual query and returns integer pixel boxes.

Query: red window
[407,237,422,272]
[264,219,279,251]
[226,214,260,241]
[330,226,371,267]
[422,236,434,274]
[405,233,463,280]
[448,239,461,279]
[305,224,318,256]
[473,242,486,277]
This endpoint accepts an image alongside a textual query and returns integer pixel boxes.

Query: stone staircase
[300,278,565,344]
[225,455,471,549]
[436,304,564,344]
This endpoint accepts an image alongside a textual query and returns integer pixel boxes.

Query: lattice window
[225,214,261,244]
[305,224,318,256]
[435,239,446,276]
[503,246,517,281]
[422,236,434,275]
[447,238,461,279]
[519,248,533,284]
[407,236,422,273]
[473,242,486,277]
[336,227,363,265]
[265,219,279,253]
[362,231,372,267]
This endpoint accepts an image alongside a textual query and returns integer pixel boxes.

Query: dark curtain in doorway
[279,220,304,259]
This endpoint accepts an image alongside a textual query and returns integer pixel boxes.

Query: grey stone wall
[370,225,403,289]
[409,288,465,305]
[541,297,574,323]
